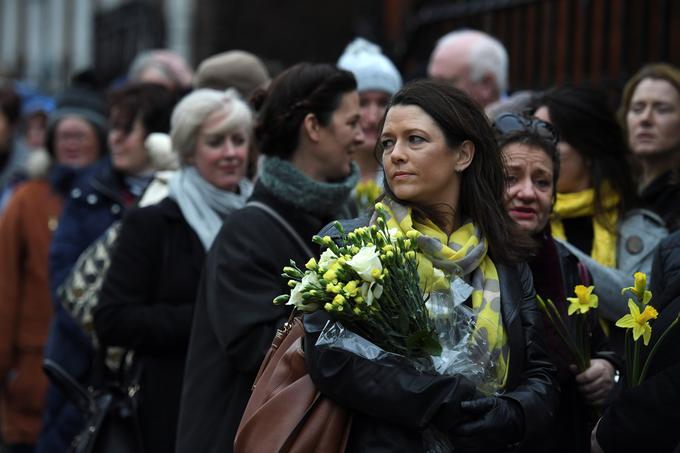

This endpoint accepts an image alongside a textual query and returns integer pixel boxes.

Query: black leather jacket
[304,222,558,452]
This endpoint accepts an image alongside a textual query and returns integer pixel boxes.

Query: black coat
[176,182,346,453]
[595,230,680,452]
[529,235,618,453]
[303,221,559,452]
[93,197,205,453]
[640,171,680,231]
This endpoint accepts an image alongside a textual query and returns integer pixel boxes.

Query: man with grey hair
[428,29,508,108]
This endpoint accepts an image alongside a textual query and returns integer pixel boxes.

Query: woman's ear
[455,140,475,172]
[302,113,321,143]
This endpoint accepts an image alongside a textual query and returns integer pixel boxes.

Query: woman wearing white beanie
[338,37,402,211]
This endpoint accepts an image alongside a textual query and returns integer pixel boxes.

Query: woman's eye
[231,134,246,146]
[630,104,646,114]
[535,179,551,189]
[206,136,225,147]
[409,135,425,145]
[381,139,394,149]
[506,175,517,185]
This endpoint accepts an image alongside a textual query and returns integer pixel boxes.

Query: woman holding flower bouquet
[176,63,364,453]
[301,80,559,452]
[494,113,620,453]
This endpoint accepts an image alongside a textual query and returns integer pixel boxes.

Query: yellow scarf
[375,199,509,387]
[551,187,619,267]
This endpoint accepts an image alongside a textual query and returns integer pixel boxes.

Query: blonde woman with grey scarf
[92,88,254,453]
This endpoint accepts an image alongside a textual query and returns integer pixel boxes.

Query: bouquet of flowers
[274,203,499,389]
[536,284,599,373]
[615,272,680,387]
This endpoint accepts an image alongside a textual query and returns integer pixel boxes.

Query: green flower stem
[639,314,680,383]
[631,340,641,388]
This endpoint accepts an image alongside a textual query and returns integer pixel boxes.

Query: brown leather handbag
[234,315,352,453]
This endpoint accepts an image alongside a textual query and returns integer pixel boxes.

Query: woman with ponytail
[176,63,364,453]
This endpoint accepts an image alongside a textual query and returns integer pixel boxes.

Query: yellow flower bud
[403,239,411,249]
[333,294,346,306]
[406,230,419,240]
[288,280,298,288]
[322,236,334,246]
[323,269,338,282]
[305,258,317,270]
[324,303,334,312]
[406,251,416,260]
[371,268,382,280]
[353,307,362,316]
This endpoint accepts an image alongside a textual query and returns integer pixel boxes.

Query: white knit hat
[337,38,402,96]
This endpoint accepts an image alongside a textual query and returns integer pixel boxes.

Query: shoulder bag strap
[246,201,315,260]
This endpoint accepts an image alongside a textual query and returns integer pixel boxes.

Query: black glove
[449,396,525,453]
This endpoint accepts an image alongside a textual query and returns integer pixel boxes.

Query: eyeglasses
[493,112,559,145]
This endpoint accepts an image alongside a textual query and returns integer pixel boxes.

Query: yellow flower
[616,300,659,345]
[324,303,334,312]
[323,269,338,283]
[621,272,653,305]
[567,285,599,315]
[305,258,317,270]
[343,280,359,297]
[333,294,346,306]
[406,230,420,240]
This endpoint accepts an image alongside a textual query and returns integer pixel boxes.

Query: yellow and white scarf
[551,186,619,267]
[373,198,509,387]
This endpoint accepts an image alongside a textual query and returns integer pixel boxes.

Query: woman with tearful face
[495,113,619,453]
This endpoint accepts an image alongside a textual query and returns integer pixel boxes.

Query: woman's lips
[509,207,536,220]
[392,171,413,181]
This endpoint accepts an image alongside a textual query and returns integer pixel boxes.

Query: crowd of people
[0,29,679,453]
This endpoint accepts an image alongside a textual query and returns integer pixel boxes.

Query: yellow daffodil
[567,285,599,315]
[616,300,658,345]
[621,272,653,305]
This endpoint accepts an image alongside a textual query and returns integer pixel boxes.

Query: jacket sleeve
[93,206,193,354]
[303,311,478,432]
[0,192,25,379]
[502,263,560,444]
[596,360,680,452]
[203,210,302,375]
[556,239,637,321]
[48,197,87,300]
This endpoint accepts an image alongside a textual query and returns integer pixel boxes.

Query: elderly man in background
[428,29,508,109]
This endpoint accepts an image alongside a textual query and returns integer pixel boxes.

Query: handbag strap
[246,201,315,260]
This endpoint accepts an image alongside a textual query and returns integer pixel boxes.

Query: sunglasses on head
[493,112,559,145]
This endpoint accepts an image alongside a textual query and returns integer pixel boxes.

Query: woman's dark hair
[378,79,535,264]
[108,82,177,135]
[535,87,638,230]
[253,63,357,158]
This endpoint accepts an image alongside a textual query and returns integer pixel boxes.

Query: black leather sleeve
[501,263,560,444]
[303,311,478,432]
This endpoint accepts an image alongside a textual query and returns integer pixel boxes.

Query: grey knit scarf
[168,167,253,250]
[258,156,359,217]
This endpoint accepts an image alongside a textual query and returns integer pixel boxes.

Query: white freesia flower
[318,249,338,269]
[360,281,384,306]
[287,271,320,310]
[347,245,382,282]
[287,282,303,308]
